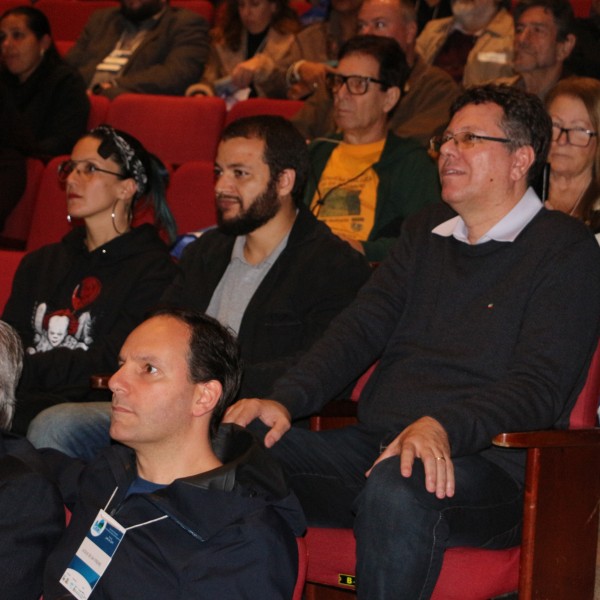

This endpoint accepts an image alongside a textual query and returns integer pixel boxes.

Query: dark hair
[216,0,300,53]
[514,0,574,41]
[450,84,552,185]
[546,77,600,231]
[221,115,309,206]
[150,308,242,438]
[87,125,177,242]
[0,320,22,430]
[338,34,410,93]
[0,6,62,65]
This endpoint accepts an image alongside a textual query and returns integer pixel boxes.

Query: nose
[439,136,458,158]
[108,365,127,395]
[555,128,568,145]
[359,23,373,35]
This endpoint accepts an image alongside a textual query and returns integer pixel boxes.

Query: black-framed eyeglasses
[57,160,124,183]
[429,132,513,153]
[551,124,598,148]
[325,72,387,95]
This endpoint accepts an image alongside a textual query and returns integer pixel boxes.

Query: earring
[111,198,124,235]
[67,214,72,224]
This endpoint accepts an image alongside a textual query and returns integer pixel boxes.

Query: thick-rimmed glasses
[551,124,598,148]
[429,132,513,153]
[325,72,387,95]
[57,160,124,183]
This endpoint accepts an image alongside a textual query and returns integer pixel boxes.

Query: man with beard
[27,115,371,460]
[66,0,209,97]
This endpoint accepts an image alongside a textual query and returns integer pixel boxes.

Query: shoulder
[86,6,121,25]
[381,132,435,166]
[162,5,208,27]
[418,16,454,38]
[487,8,514,34]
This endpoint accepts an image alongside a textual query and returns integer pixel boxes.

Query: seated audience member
[186,0,299,100]
[3,126,178,435]
[501,0,576,101]
[544,76,599,239]
[416,0,514,87]
[304,35,441,261]
[67,0,209,98]
[225,85,600,599]
[0,320,64,600]
[565,0,600,80]
[27,115,371,461]
[42,309,305,599]
[285,0,362,100]
[0,6,89,229]
[293,0,460,147]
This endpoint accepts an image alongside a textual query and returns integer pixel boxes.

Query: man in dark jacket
[0,320,64,600]
[67,0,209,97]
[43,308,305,599]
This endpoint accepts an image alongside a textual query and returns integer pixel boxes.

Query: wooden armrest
[90,374,111,390]
[310,400,358,432]
[493,428,600,448]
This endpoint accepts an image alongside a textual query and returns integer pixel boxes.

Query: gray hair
[0,321,23,430]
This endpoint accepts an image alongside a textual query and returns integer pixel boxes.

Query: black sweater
[3,225,177,432]
[271,203,600,482]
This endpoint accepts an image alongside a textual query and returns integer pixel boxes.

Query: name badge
[60,509,126,600]
[477,51,508,64]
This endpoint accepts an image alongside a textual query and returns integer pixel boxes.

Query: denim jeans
[27,402,112,462]
[267,423,523,600]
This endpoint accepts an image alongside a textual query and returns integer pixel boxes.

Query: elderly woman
[186,0,299,99]
[2,126,178,434]
[545,77,600,239]
[0,6,89,227]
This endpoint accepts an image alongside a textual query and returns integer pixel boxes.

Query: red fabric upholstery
[0,158,45,245]
[167,161,216,234]
[36,0,118,41]
[0,249,25,313]
[87,94,111,130]
[304,341,600,597]
[294,537,309,600]
[225,98,305,126]
[107,94,226,165]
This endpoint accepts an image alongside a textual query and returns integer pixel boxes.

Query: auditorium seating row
[0,96,305,247]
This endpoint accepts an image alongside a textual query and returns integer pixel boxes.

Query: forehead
[0,14,30,32]
[359,0,403,21]
[518,6,557,27]
[548,94,591,120]
[337,52,381,76]
[448,102,505,132]
[216,136,267,166]
[71,136,104,159]
[123,316,190,362]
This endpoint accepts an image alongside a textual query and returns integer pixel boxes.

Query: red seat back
[225,98,305,126]
[0,249,25,313]
[87,94,111,130]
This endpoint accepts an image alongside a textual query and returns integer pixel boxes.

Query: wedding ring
[435,456,445,461]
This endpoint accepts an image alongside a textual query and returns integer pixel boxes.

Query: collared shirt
[432,187,543,245]
[206,232,290,335]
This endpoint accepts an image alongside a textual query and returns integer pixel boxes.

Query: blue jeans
[267,424,523,600]
[27,402,112,462]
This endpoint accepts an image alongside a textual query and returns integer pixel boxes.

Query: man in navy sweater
[225,85,600,599]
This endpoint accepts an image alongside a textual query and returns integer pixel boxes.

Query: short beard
[121,0,163,23]
[217,177,281,236]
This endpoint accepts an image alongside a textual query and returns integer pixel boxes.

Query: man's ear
[557,33,576,61]
[191,380,223,418]
[383,86,401,115]
[510,145,535,183]
[276,168,296,198]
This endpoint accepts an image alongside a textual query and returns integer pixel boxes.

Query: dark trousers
[267,423,523,600]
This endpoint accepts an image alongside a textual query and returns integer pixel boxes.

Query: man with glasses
[302,35,441,261]
[225,84,600,599]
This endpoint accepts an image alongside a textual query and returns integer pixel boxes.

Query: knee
[27,403,78,446]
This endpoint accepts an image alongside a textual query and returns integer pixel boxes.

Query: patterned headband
[91,125,148,194]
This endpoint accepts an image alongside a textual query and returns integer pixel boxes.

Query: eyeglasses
[551,124,598,148]
[57,160,124,183]
[429,132,513,153]
[325,72,387,95]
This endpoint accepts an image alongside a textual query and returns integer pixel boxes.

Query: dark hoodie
[2,224,178,433]
[43,425,306,599]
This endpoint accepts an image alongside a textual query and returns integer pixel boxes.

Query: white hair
[0,321,23,430]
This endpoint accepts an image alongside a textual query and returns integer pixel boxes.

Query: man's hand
[223,398,291,448]
[366,416,455,499]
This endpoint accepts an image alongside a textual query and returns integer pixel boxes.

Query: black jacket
[3,224,177,432]
[43,425,306,599]
[161,206,372,398]
[0,433,65,600]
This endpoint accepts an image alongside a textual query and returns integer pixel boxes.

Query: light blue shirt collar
[432,188,543,245]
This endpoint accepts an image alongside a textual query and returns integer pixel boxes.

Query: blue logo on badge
[91,518,107,537]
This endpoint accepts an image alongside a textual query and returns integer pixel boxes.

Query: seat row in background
[0,95,305,249]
